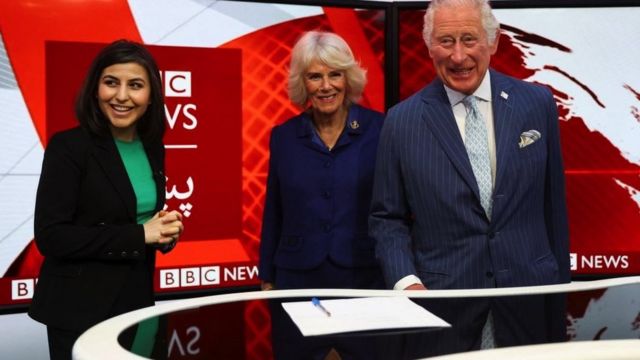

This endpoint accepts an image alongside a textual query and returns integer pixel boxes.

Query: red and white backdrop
[0,1,385,358]
[0,2,385,300]
[0,1,638,358]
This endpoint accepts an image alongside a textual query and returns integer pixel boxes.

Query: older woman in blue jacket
[258,31,385,359]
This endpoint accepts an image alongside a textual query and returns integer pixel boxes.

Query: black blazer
[29,126,168,332]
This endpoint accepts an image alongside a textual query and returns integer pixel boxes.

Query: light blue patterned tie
[462,96,493,219]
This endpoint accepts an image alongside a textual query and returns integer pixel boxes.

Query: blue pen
[311,297,331,317]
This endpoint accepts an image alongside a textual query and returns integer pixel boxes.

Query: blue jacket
[370,70,569,290]
[369,70,571,352]
[259,104,384,283]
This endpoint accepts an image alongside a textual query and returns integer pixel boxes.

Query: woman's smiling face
[303,59,347,117]
[97,62,151,141]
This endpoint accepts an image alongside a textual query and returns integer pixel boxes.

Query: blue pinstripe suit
[370,70,570,355]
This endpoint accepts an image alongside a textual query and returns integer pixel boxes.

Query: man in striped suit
[369,0,570,357]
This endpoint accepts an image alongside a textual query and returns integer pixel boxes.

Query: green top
[115,138,157,224]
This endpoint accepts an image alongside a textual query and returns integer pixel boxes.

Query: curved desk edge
[426,339,640,360]
[73,276,640,360]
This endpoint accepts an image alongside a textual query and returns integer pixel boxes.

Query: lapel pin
[500,91,509,100]
[350,120,360,130]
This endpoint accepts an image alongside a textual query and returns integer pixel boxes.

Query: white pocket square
[519,130,541,149]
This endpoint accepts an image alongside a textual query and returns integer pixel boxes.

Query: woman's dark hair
[75,39,165,143]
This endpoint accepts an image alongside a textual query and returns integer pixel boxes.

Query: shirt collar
[443,70,492,106]
[299,104,364,137]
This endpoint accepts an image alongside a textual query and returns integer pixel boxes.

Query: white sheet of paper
[281,296,451,336]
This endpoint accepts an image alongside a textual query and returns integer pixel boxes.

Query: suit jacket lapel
[295,112,328,153]
[490,70,517,196]
[420,79,481,199]
[91,135,138,221]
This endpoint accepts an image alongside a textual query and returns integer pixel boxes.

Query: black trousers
[47,326,82,360]
[47,325,139,360]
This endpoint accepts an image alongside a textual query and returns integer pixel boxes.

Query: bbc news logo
[162,71,191,98]
[161,70,197,131]
[160,266,220,288]
[570,253,629,270]
[159,265,258,289]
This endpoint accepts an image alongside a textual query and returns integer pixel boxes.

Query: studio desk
[73,276,640,360]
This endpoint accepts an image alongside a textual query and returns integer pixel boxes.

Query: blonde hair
[288,31,367,108]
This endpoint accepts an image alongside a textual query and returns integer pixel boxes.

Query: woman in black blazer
[29,40,184,360]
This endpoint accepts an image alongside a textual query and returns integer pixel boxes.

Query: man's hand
[404,283,427,290]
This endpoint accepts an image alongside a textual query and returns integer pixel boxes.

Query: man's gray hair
[423,0,500,48]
